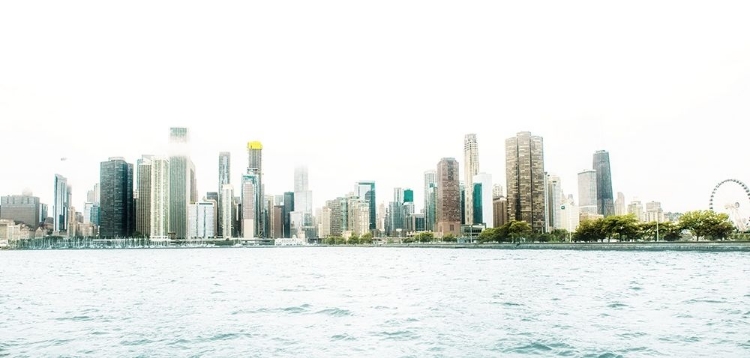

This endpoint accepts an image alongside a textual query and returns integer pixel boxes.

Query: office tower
[169,127,193,239]
[436,157,461,237]
[628,199,645,222]
[136,155,153,237]
[560,196,580,233]
[99,157,134,238]
[460,181,466,224]
[593,150,615,217]
[355,181,376,231]
[218,152,231,237]
[53,174,69,233]
[294,166,314,237]
[493,195,508,228]
[283,191,294,237]
[346,194,370,236]
[220,184,234,239]
[472,173,493,228]
[464,133,479,225]
[546,174,563,229]
[1,193,41,228]
[272,205,284,238]
[423,170,437,232]
[403,189,414,203]
[150,157,170,240]
[317,206,331,238]
[247,141,264,237]
[577,169,598,215]
[377,202,386,233]
[505,131,546,233]
[188,202,215,239]
[83,202,100,226]
[189,162,197,204]
[241,173,259,238]
[646,201,664,223]
[393,187,404,204]
[615,192,626,216]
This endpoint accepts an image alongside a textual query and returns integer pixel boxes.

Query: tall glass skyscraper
[463,133,479,225]
[593,150,615,217]
[99,157,134,238]
[53,174,69,234]
[355,181,376,231]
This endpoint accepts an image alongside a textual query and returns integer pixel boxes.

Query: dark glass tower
[100,157,134,238]
[283,191,294,238]
[593,150,615,217]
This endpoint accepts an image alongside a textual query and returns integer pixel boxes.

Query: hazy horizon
[2,1,750,216]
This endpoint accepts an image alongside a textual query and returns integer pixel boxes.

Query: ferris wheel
[709,179,750,232]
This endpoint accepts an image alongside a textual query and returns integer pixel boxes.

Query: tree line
[321,210,737,244]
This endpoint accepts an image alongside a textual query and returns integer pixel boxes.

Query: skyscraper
[99,157,134,238]
[188,202,215,239]
[53,174,69,233]
[472,173,493,228]
[355,181,376,231]
[221,184,234,239]
[436,157,461,237]
[241,172,259,238]
[593,150,615,217]
[150,157,170,240]
[546,174,564,229]
[423,170,437,232]
[136,155,153,237]
[463,134,479,225]
[615,192,626,216]
[505,131,546,233]
[294,165,314,238]
[577,169,598,215]
[247,141,264,237]
[169,127,193,239]
[283,191,294,237]
[218,152,231,237]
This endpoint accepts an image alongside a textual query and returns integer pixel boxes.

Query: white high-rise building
[472,173,494,228]
[560,197,581,236]
[221,184,234,239]
[241,173,259,238]
[464,133,479,225]
[189,202,215,239]
[547,174,564,229]
[150,157,170,240]
[615,192,626,216]
[577,169,598,215]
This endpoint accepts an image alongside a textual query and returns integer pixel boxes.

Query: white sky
[2,1,750,215]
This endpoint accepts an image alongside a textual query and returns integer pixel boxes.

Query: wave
[315,308,353,317]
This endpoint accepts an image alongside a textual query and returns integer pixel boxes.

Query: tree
[549,229,569,242]
[348,234,360,245]
[679,210,735,240]
[508,221,532,242]
[477,227,496,243]
[415,232,434,243]
[360,232,373,244]
[603,214,640,242]
[442,233,457,242]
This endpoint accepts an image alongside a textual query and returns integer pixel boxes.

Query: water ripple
[1,248,749,356]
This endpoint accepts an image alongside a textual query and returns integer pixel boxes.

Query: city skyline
[2,1,750,216]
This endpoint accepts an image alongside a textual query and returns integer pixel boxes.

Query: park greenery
[321,210,738,245]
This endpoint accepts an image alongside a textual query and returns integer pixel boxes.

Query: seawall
[368,242,750,252]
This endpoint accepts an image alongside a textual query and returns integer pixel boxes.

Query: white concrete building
[189,202,215,239]
[150,157,170,240]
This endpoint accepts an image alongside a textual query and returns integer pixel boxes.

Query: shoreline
[4,241,750,252]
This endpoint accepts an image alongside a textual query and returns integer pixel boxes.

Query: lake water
[1,248,749,357]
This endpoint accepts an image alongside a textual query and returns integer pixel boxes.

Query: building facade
[464,133,479,225]
[593,150,615,217]
[472,173,493,228]
[169,127,193,239]
[0,194,41,228]
[136,155,153,237]
[188,202,215,239]
[505,131,546,233]
[577,169,598,215]
[99,157,134,238]
[436,157,461,237]
[423,170,437,232]
[150,157,170,240]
